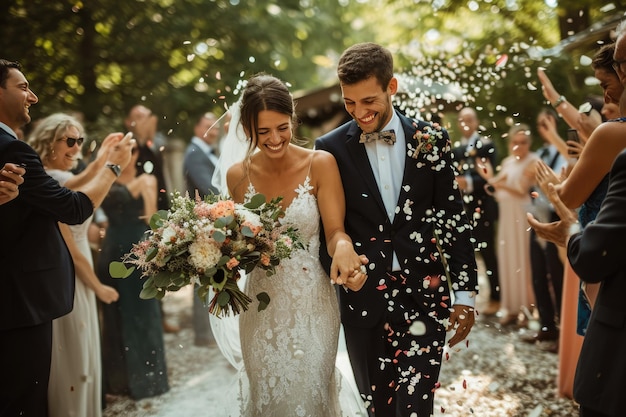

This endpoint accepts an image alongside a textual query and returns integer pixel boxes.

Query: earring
[50,148,57,161]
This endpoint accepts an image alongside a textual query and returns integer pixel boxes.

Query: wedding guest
[124,104,178,333]
[213,73,367,416]
[521,109,567,350]
[527,145,626,417]
[535,36,626,398]
[27,113,120,417]
[452,107,501,315]
[483,124,538,326]
[316,42,478,417]
[183,111,221,346]
[0,162,25,204]
[0,58,133,416]
[96,141,169,401]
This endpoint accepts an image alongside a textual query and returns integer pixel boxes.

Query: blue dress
[575,117,626,335]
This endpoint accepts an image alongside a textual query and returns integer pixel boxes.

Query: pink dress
[494,153,539,319]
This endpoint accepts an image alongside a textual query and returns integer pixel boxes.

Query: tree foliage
[1,0,623,151]
[0,0,361,139]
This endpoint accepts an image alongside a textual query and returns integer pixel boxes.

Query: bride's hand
[330,241,368,291]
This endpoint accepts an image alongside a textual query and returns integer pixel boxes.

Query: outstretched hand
[447,304,475,347]
[526,183,578,247]
[535,160,560,197]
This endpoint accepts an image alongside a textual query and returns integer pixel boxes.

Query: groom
[316,43,478,417]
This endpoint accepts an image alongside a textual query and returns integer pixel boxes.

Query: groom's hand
[446,304,475,347]
[331,254,368,291]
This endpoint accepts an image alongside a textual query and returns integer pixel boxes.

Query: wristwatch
[106,163,122,177]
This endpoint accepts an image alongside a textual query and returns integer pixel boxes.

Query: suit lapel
[393,114,419,226]
[345,122,388,215]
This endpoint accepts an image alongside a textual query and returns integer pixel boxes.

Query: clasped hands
[330,241,368,292]
[0,163,26,205]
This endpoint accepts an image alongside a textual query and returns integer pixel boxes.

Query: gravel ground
[103,281,579,417]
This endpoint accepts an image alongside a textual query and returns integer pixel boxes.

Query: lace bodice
[245,176,320,257]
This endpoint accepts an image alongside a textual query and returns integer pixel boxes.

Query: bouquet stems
[208,276,252,317]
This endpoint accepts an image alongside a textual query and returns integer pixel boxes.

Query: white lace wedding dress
[211,177,366,417]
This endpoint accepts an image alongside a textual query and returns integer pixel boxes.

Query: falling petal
[143,161,154,174]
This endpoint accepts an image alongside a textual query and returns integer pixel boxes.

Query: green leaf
[213,230,226,243]
[217,290,231,307]
[153,270,177,287]
[150,210,169,230]
[145,246,158,262]
[140,286,159,299]
[241,225,255,238]
[109,261,134,278]
[217,256,230,267]
[244,193,266,209]
[257,292,270,311]
[214,215,234,229]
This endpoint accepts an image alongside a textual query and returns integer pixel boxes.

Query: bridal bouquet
[109,191,304,317]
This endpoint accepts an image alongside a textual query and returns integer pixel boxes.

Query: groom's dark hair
[0,59,22,89]
[337,43,394,90]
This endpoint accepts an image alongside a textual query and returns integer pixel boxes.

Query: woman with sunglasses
[28,112,121,417]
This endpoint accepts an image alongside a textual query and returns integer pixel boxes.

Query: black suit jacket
[183,140,218,198]
[315,112,478,327]
[570,148,626,416]
[451,133,498,223]
[0,128,93,330]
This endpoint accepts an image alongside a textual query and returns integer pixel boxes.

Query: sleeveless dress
[211,175,366,417]
[96,182,170,400]
[494,152,539,319]
[46,169,102,417]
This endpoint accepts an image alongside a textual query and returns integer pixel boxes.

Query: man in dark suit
[522,108,567,349]
[183,112,221,346]
[451,107,501,315]
[528,147,626,417]
[315,43,478,417]
[0,59,133,416]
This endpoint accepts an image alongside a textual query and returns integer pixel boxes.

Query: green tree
[1,0,360,140]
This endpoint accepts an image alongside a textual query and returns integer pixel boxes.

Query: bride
[210,73,368,416]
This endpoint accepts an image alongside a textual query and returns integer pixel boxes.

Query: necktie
[539,147,550,161]
[359,129,396,145]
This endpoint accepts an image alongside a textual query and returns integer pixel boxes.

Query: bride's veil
[208,97,249,371]
[211,96,249,197]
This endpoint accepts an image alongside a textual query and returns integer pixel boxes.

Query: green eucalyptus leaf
[140,286,159,299]
[109,261,134,279]
[241,225,255,238]
[149,210,169,230]
[244,193,266,209]
[153,270,176,287]
[213,230,226,243]
[217,290,231,307]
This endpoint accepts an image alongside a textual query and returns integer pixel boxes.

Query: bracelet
[552,95,566,109]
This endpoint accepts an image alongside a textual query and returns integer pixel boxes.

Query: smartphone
[567,129,580,156]
[567,129,580,144]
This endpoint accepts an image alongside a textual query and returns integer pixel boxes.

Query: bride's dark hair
[240,73,296,149]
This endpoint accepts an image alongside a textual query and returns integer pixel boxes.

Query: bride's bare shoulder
[227,162,247,199]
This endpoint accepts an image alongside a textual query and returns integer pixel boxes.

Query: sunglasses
[59,136,84,147]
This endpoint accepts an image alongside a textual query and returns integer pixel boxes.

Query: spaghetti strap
[306,151,315,179]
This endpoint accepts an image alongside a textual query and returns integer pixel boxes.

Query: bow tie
[359,129,396,145]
